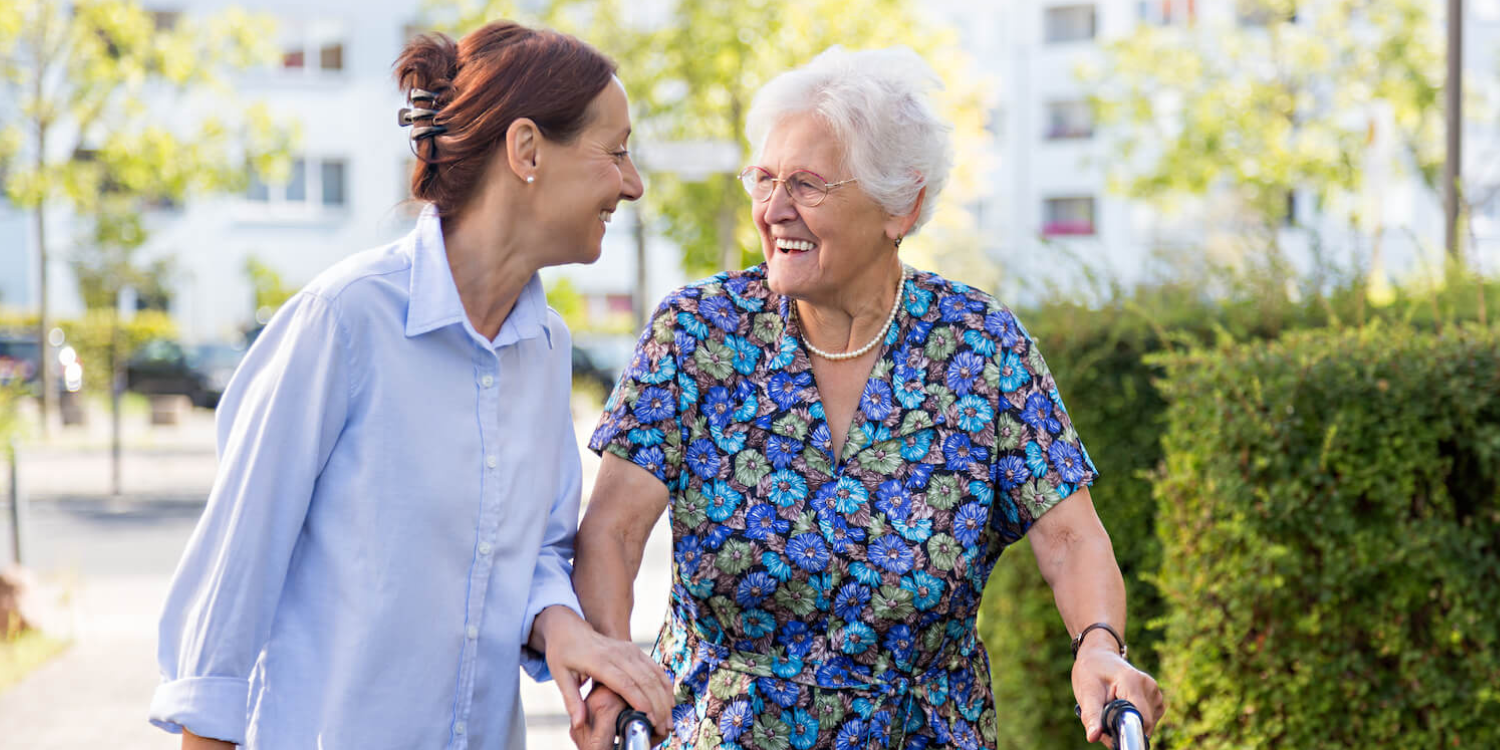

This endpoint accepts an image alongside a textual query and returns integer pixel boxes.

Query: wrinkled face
[535,78,643,265]
[751,112,894,304]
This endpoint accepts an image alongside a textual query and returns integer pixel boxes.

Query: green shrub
[1151,324,1500,748]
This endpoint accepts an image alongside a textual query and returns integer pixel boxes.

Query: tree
[1082,0,1457,288]
[428,0,997,285]
[0,0,293,435]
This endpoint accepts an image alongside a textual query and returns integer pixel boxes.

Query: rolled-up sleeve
[519,385,586,682]
[150,292,351,743]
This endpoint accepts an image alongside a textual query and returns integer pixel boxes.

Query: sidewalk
[0,400,675,748]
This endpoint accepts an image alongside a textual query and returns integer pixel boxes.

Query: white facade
[932,0,1500,301]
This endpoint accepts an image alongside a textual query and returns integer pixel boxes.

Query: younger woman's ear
[506,118,541,182]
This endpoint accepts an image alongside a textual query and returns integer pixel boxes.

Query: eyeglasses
[738,166,857,208]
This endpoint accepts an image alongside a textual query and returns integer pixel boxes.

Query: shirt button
[454,721,467,735]
[477,542,492,555]
[467,625,480,640]
[485,455,497,469]
[480,375,494,388]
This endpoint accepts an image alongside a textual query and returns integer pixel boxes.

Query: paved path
[0,402,674,749]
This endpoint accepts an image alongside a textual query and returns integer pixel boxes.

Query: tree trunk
[634,204,650,332]
[718,174,740,273]
[34,194,52,440]
[110,311,123,498]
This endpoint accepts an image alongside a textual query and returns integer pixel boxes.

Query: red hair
[394,21,617,216]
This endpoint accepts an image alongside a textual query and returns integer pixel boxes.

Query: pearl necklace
[792,268,907,362]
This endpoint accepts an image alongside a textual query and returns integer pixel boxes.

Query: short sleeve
[987,307,1098,536]
[588,299,685,487]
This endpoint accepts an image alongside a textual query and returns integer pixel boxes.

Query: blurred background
[0,0,1497,747]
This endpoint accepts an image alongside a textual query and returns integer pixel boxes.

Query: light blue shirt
[151,206,584,749]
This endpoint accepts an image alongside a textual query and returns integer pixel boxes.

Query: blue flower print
[819,513,867,554]
[943,433,980,472]
[686,438,722,480]
[945,350,985,396]
[767,371,811,410]
[954,394,995,433]
[632,386,675,424]
[939,294,971,323]
[903,570,946,611]
[702,386,736,429]
[835,718,868,750]
[758,676,800,708]
[744,503,790,541]
[841,621,878,655]
[703,524,735,550]
[736,571,779,607]
[875,479,913,521]
[672,327,698,356]
[834,581,872,620]
[766,469,809,507]
[786,533,829,572]
[849,561,885,587]
[900,430,934,462]
[700,296,740,333]
[627,426,665,447]
[868,535,915,574]
[741,608,775,639]
[761,551,794,582]
[767,334,797,370]
[675,535,703,577]
[953,502,987,547]
[984,309,1024,348]
[1049,440,1089,484]
[962,329,997,357]
[904,461,934,490]
[893,516,933,543]
[860,380,895,421]
[831,476,870,513]
[1024,440,1050,479]
[676,311,710,340]
[995,454,1031,491]
[1021,391,1063,434]
[905,318,933,345]
[884,624,916,664]
[673,704,697,743]
[778,620,814,658]
[632,349,677,384]
[705,480,743,522]
[997,350,1031,393]
[893,371,928,410]
[727,334,761,376]
[904,285,934,317]
[788,708,819,750]
[765,435,802,470]
[810,422,833,455]
[719,699,753,742]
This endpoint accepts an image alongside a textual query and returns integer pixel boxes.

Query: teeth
[599,210,613,223]
[775,238,816,252]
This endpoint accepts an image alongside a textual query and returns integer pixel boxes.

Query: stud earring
[526,175,535,184]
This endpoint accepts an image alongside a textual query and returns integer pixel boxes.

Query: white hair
[745,45,954,235]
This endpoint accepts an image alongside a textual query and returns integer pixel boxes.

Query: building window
[319,43,343,71]
[1045,5,1096,43]
[321,160,346,206]
[282,49,305,69]
[1043,197,1097,236]
[244,156,347,215]
[1046,101,1094,140]
[1139,0,1195,25]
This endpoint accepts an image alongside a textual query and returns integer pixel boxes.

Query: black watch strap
[1071,622,1127,660]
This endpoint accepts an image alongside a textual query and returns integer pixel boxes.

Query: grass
[0,627,70,693]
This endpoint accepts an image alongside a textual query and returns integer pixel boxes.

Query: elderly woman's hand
[1071,641,1166,748]
[570,683,672,750]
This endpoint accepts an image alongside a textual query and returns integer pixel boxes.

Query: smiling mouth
[774,238,816,253]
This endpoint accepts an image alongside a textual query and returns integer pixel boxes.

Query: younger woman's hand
[532,606,672,735]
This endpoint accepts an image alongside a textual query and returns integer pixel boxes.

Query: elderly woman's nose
[764,180,800,222]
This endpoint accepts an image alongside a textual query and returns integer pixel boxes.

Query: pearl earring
[526,175,535,184]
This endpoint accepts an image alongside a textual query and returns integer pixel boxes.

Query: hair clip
[409,88,438,105]
[399,107,439,126]
[410,124,448,141]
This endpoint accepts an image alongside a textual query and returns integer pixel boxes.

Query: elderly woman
[572,46,1164,749]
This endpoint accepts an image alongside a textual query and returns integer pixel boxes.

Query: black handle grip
[615,708,654,750]
[1100,698,1148,750]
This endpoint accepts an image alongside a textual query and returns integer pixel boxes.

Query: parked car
[126,339,244,409]
[571,344,617,395]
[0,334,85,395]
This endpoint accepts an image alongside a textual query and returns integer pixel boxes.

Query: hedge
[1151,323,1500,747]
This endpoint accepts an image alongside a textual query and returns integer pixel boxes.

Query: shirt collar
[404,204,555,349]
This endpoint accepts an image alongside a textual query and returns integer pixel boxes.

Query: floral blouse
[589,264,1098,750]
